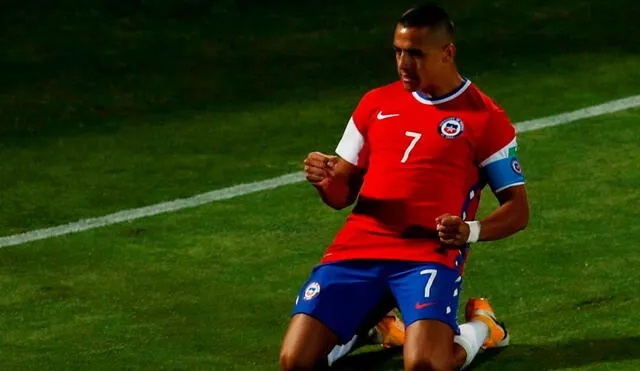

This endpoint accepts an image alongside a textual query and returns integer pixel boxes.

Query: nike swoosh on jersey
[415,302,437,310]
[377,112,400,120]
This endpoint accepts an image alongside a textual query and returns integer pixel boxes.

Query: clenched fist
[436,214,471,246]
[304,152,338,188]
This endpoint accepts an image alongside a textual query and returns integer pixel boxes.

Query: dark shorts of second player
[291,260,463,344]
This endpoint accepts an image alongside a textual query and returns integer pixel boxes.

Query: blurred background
[0,0,639,370]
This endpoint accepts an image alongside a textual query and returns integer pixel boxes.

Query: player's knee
[405,354,455,371]
[279,349,316,371]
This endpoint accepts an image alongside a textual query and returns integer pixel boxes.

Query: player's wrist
[465,221,481,243]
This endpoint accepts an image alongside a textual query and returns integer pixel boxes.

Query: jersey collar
[412,78,471,105]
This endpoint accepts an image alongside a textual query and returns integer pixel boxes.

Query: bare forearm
[315,178,357,210]
[304,154,363,210]
[478,199,529,241]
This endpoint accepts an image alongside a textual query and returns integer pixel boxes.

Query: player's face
[393,25,453,92]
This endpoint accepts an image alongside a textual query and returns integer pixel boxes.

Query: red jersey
[322,79,523,268]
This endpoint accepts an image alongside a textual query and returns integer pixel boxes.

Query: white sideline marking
[1,94,639,248]
[515,95,640,133]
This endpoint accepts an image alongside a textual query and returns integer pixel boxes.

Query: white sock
[454,321,489,369]
[326,334,359,366]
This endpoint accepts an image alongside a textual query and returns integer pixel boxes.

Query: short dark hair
[398,4,455,38]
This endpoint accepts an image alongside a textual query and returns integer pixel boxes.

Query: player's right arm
[303,152,364,210]
[304,88,379,209]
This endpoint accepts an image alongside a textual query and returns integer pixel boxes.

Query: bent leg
[403,319,466,371]
[388,262,465,370]
[280,314,338,371]
[281,261,388,370]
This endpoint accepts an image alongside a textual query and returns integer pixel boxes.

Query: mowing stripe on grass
[1,94,639,248]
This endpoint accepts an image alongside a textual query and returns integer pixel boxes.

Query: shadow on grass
[330,337,640,370]
[470,336,640,370]
[331,347,403,371]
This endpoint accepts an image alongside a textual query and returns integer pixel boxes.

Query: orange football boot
[370,309,406,348]
[465,298,510,349]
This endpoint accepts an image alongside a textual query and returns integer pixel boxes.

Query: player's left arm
[437,105,529,245]
[477,184,529,241]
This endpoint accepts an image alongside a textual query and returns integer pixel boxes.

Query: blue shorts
[292,260,462,343]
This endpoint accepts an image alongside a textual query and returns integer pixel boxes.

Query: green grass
[1,112,639,370]
[1,0,640,369]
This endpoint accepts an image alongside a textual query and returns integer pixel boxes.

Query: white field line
[514,95,640,133]
[1,94,639,248]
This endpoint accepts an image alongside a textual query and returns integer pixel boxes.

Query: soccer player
[281,4,529,370]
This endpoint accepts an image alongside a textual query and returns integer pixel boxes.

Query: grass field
[1,0,640,370]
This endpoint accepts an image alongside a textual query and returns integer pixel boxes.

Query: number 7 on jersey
[401,131,422,163]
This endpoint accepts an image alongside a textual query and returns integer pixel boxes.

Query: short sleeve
[335,90,378,169]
